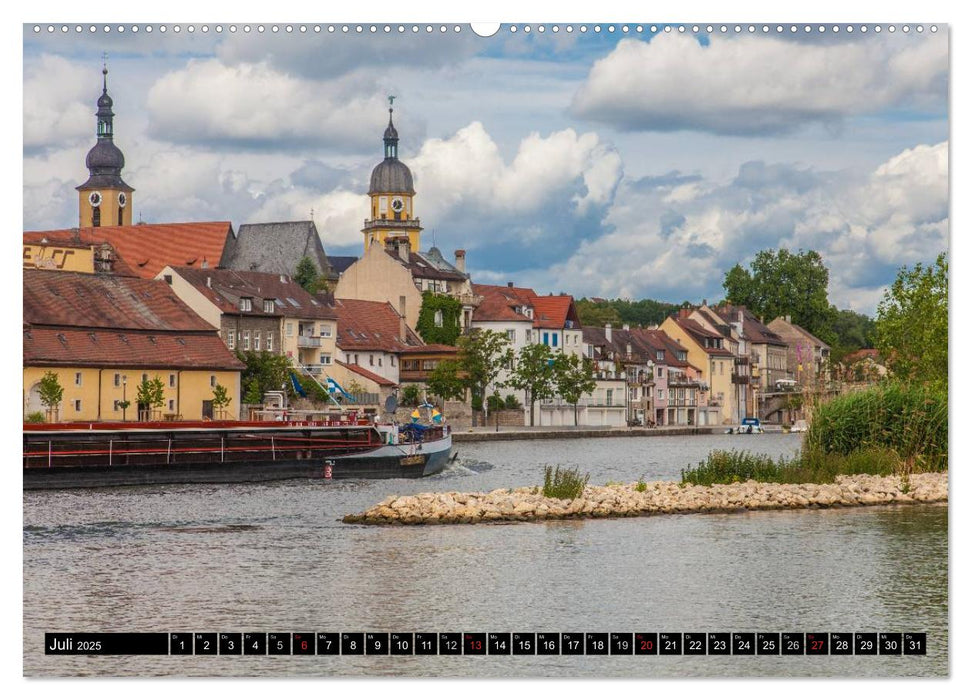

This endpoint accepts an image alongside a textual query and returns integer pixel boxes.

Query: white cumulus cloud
[571,32,948,135]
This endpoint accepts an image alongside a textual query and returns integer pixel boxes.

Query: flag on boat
[431,407,443,423]
[327,377,354,401]
[410,408,421,422]
[289,373,307,398]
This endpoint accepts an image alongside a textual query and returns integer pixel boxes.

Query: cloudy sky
[23,23,948,314]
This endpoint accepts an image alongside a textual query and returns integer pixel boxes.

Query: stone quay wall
[342,472,947,526]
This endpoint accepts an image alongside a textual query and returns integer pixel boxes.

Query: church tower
[76,64,134,228]
[362,98,422,253]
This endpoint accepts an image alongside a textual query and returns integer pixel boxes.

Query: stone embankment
[342,473,947,526]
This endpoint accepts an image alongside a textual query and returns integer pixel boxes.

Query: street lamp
[122,375,127,422]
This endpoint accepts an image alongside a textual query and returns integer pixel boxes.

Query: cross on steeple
[102,52,109,91]
[388,95,396,107]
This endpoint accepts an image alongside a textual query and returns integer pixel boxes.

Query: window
[227,331,235,350]
[434,310,444,327]
[422,360,437,371]
[525,330,531,343]
[658,389,664,400]
[239,298,252,312]
[506,329,516,342]
[543,332,549,345]
[657,367,663,377]
[142,373,148,383]
[263,299,274,314]
[606,389,613,406]
[552,333,558,347]
[169,374,176,387]
[320,354,332,365]
[92,206,101,227]
[75,372,82,386]
[266,332,273,352]
[369,354,374,366]
[113,373,121,387]
[320,324,332,338]
[163,275,173,285]
[354,354,359,365]
[254,331,261,351]
[210,375,217,387]
[378,357,383,367]
[720,362,724,375]
[391,356,396,367]
[113,400,122,411]
[286,323,294,337]
[168,399,175,411]
[243,331,251,350]
[74,399,82,412]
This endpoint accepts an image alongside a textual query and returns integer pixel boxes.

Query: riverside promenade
[343,472,948,526]
[452,424,720,443]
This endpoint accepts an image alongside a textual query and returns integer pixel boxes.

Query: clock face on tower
[391,197,404,213]
[88,191,102,207]
[118,192,127,208]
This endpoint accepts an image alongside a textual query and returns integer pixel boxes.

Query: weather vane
[388,95,396,107]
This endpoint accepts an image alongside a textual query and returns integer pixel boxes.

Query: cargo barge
[23,418,452,489]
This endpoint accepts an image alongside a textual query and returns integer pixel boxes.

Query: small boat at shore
[23,417,452,490]
[725,417,764,435]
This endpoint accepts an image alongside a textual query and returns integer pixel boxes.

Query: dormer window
[656,350,665,361]
[239,298,252,312]
[263,299,274,314]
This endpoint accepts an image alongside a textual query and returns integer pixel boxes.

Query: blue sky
[23,23,948,314]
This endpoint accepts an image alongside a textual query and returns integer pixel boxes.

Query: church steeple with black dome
[76,62,134,228]
[363,97,421,253]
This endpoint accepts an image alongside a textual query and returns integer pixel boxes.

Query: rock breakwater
[342,473,947,526]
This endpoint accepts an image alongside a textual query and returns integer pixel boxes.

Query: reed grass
[543,465,590,500]
[680,447,900,486]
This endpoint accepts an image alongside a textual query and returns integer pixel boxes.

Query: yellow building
[660,314,737,424]
[362,101,422,253]
[76,66,134,228]
[24,269,244,422]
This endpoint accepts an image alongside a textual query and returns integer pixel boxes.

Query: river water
[23,432,948,677]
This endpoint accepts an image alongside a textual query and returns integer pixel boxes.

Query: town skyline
[24,23,948,314]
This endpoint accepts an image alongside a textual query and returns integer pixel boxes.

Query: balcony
[297,336,322,348]
[731,373,749,385]
[455,292,484,307]
[668,378,703,388]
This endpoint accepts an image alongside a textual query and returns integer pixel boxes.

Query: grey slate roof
[327,255,358,275]
[220,220,338,281]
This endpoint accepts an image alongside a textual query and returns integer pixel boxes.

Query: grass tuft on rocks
[543,465,589,500]
[681,447,901,486]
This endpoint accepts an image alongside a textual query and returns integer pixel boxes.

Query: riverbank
[452,425,719,443]
[342,472,947,525]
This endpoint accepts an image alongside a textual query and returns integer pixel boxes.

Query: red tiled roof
[471,284,534,323]
[712,304,787,347]
[24,269,216,332]
[844,348,881,363]
[335,360,397,387]
[171,267,337,320]
[334,298,423,353]
[23,327,244,370]
[23,239,139,277]
[24,222,234,280]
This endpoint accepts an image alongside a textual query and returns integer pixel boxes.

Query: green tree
[828,307,877,362]
[38,370,64,421]
[723,248,835,340]
[415,291,462,345]
[875,252,948,383]
[243,378,262,405]
[507,343,556,427]
[553,353,598,426]
[426,359,466,403]
[426,329,511,425]
[293,256,329,294]
[237,350,293,399]
[136,376,166,420]
[211,383,232,418]
[575,299,623,328]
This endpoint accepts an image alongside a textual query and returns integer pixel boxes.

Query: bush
[400,385,422,407]
[25,411,46,423]
[471,395,483,411]
[805,381,947,472]
[542,465,589,500]
[504,394,522,409]
[680,447,902,486]
[635,477,647,492]
[486,394,504,411]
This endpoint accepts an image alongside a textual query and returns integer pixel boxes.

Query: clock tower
[362,99,422,253]
[76,64,134,228]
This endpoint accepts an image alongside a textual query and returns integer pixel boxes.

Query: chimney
[703,298,708,306]
[398,238,410,263]
[507,281,514,288]
[622,323,630,331]
[206,276,211,288]
[785,314,791,323]
[738,310,744,322]
[399,314,407,343]
[605,323,612,342]
[678,308,691,319]
[454,249,466,273]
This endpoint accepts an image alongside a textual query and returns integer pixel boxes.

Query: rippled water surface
[23,433,948,677]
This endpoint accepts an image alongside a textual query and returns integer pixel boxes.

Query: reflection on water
[24,433,947,677]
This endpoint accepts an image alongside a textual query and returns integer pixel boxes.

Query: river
[23,432,948,677]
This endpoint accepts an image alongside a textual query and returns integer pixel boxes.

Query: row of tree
[426,330,597,426]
